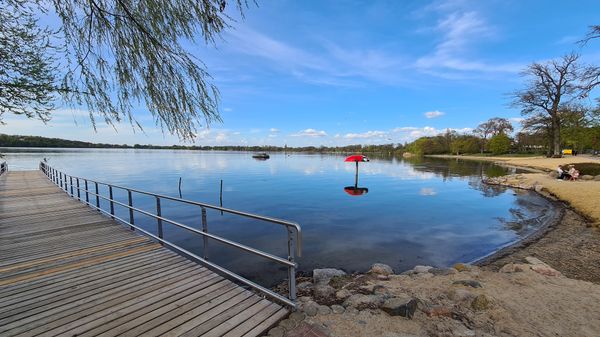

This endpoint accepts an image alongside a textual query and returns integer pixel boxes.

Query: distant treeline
[0,134,405,154]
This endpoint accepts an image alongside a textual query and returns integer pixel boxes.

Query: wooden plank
[0,171,289,337]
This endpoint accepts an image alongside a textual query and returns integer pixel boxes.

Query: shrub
[569,163,600,176]
[488,134,512,155]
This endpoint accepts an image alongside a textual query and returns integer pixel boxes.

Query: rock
[279,318,298,331]
[303,301,319,317]
[289,311,306,322]
[429,267,458,276]
[531,264,562,277]
[297,281,313,292]
[453,280,482,288]
[369,263,394,275]
[594,175,600,181]
[372,284,390,296]
[415,272,434,279]
[317,305,332,315]
[534,184,544,192]
[413,265,433,273]
[525,256,546,265]
[298,296,311,303]
[423,305,452,317]
[447,288,475,302]
[346,307,359,315]
[548,171,559,178]
[581,174,594,180]
[453,263,472,272]
[380,296,418,318]
[500,263,529,273]
[267,326,285,337]
[331,304,345,314]
[313,284,335,300]
[335,289,352,300]
[343,294,385,310]
[377,274,391,281]
[313,268,346,285]
[471,294,490,311]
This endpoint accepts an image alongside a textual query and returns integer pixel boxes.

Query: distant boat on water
[252,153,270,160]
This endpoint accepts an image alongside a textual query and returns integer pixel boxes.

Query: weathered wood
[0,171,288,336]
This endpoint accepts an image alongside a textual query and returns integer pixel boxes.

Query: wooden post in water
[220,179,223,216]
[178,177,182,198]
[354,161,359,187]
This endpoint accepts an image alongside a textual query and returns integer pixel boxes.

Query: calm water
[1,148,555,286]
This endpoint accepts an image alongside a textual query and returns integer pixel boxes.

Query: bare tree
[474,117,513,153]
[511,53,599,156]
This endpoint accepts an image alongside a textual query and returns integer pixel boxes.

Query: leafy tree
[474,117,514,153]
[0,1,57,122]
[511,53,600,156]
[487,133,512,155]
[1,0,248,140]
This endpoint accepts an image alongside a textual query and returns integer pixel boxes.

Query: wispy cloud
[269,128,280,133]
[290,128,328,137]
[424,110,445,119]
[342,130,387,139]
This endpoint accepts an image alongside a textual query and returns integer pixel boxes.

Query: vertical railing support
[95,182,100,209]
[287,228,297,304]
[94,181,100,209]
[202,207,208,259]
[156,197,163,244]
[109,185,114,219]
[127,190,134,230]
[85,180,89,203]
[76,178,81,200]
[69,176,73,196]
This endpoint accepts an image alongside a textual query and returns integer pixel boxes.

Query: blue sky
[3,0,600,146]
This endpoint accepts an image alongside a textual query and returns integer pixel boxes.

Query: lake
[1,148,555,286]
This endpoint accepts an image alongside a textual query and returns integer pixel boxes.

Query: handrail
[0,161,7,176]
[39,162,301,308]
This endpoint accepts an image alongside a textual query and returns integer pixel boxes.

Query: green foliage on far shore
[488,134,512,155]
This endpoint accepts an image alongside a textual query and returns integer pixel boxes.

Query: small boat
[252,153,270,159]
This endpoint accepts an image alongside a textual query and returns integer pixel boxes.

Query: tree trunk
[552,116,561,156]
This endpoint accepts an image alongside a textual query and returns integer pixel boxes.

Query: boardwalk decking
[0,170,288,337]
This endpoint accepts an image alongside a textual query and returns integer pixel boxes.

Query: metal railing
[0,161,7,176]
[39,162,302,308]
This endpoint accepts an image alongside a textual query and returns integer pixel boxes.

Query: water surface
[2,148,554,285]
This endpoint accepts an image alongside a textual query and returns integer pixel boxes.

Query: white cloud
[290,128,328,137]
[424,110,445,119]
[269,128,280,133]
[420,188,437,196]
[509,117,524,123]
[342,130,387,139]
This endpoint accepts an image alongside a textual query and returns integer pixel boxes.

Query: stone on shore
[343,294,385,309]
[453,263,473,272]
[413,265,433,273]
[594,175,600,181]
[369,263,394,275]
[380,296,418,318]
[581,175,594,181]
[471,294,490,311]
[453,280,483,288]
[303,301,319,317]
[331,304,345,314]
[335,289,352,300]
[313,268,346,285]
[429,267,458,276]
[500,263,529,273]
[313,284,335,299]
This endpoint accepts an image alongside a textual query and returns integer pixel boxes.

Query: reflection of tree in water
[495,195,550,236]
[405,157,514,181]
[468,179,506,197]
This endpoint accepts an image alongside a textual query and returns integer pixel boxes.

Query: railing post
[156,197,163,244]
[287,227,297,304]
[95,182,100,209]
[76,178,81,200]
[109,186,114,219]
[69,176,73,196]
[85,180,89,203]
[127,189,134,230]
[201,207,208,259]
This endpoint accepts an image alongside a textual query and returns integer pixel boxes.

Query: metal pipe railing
[39,162,301,308]
[0,161,7,176]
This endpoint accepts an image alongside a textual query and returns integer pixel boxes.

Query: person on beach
[557,165,570,180]
[568,165,580,181]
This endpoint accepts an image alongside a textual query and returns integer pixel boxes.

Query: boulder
[313,284,335,300]
[413,265,433,273]
[453,280,482,288]
[594,175,600,181]
[453,263,472,272]
[581,174,594,180]
[534,184,544,192]
[500,263,529,273]
[422,305,452,317]
[471,294,490,311]
[380,296,418,318]
[317,305,332,315]
[531,264,562,277]
[369,263,394,275]
[335,289,352,300]
[289,311,306,322]
[429,267,458,276]
[331,304,345,314]
[303,301,319,317]
[525,256,546,265]
[312,268,346,285]
[377,274,391,281]
[343,294,385,310]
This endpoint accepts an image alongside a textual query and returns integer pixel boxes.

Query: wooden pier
[0,170,288,336]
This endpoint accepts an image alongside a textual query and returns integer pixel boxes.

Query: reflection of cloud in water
[419,188,437,196]
[343,162,436,180]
